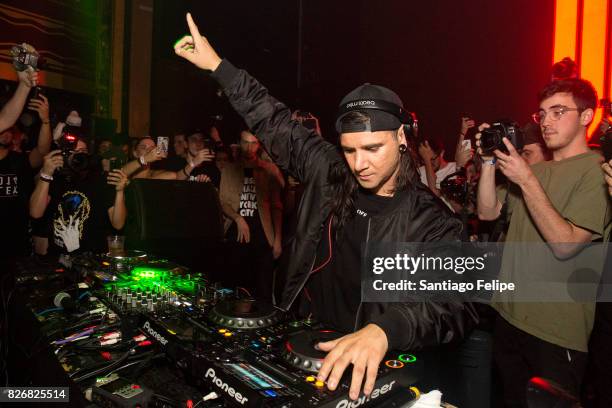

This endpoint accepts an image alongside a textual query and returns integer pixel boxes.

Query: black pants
[221,240,274,302]
[493,316,587,408]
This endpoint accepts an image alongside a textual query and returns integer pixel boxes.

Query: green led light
[103,266,204,296]
[398,354,417,363]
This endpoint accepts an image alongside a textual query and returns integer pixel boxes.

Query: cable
[310,216,333,275]
[236,287,252,298]
[72,349,134,383]
[35,307,63,317]
[73,349,156,383]
[77,291,91,301]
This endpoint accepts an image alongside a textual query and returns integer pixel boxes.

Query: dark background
[150,0,555,153]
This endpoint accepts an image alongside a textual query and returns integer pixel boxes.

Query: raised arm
[174,13,338,184]
[0,69,38,133]
[27,94,52,167]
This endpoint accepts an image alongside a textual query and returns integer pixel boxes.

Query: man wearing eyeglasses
[476,78,611,406]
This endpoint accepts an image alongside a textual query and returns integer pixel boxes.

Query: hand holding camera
[190,148,215,167]
[477,122,533,186]
[27,93,49,122]
[107,169,129,192]
[41,150,64,177]
[11,43,42,88]
[475,123,494,161]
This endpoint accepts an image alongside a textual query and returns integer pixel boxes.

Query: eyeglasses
[531,106,580,124]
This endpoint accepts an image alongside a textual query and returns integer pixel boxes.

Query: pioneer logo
[142,321,168,346]
[346,100,376,109]
[335,380,396,408]
[205,368,248,405]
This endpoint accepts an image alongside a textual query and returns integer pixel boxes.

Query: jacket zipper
[286,255,317,310]
[354,218,372,331]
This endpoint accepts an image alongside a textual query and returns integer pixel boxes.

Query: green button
[398,354,417,363]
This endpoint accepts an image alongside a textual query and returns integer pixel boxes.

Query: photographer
[476,79,611,405]
[29,137,128,255]
[0,91,51,262]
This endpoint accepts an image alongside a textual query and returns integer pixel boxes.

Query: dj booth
[3,180,492,407]
[6,252,423,408]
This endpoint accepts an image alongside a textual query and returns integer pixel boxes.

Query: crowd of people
[1,17,612,407]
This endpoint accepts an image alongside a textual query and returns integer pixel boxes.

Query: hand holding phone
[157,136,169,157]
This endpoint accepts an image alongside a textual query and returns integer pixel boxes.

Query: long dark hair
[328,111,420,233]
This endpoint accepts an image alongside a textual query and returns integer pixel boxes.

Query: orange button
[315,381,324,388]
[385,360,404,369]
[218,329,227,334]
[224,332,233,337]
[306,376,315,382]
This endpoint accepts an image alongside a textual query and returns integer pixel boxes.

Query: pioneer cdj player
[135,299,422,408]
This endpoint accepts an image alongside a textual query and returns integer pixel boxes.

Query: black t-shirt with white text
[0,151,34,257]
[307,189,393,333]
[227,168,266,246]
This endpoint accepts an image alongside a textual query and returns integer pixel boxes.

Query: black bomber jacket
[211,60,478,350]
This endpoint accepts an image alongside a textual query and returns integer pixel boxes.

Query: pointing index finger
[186,13,202,40]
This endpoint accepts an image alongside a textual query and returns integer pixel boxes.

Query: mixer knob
[237,320,244,327]
[315,362,322,370]
[227,319,234,326]
[257,320,264,326]
[303,360,311,369]
[293,357,301,365]
[247,320,255,327]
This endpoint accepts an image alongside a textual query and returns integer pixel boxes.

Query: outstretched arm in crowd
[107,170,129,230]
[30,150,63,218]
[0,69,38,133]
[418,141,440,196]
[455,117,475,169]
[27,94,52,167]
[475,124,502,220]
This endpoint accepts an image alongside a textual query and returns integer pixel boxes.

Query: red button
[131,384,140,389]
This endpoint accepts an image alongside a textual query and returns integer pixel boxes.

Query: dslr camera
[58,128,90,172]
[10,43,42,72]
[479,120,524,156]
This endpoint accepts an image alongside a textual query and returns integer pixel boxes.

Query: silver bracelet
[139,155,147,166]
